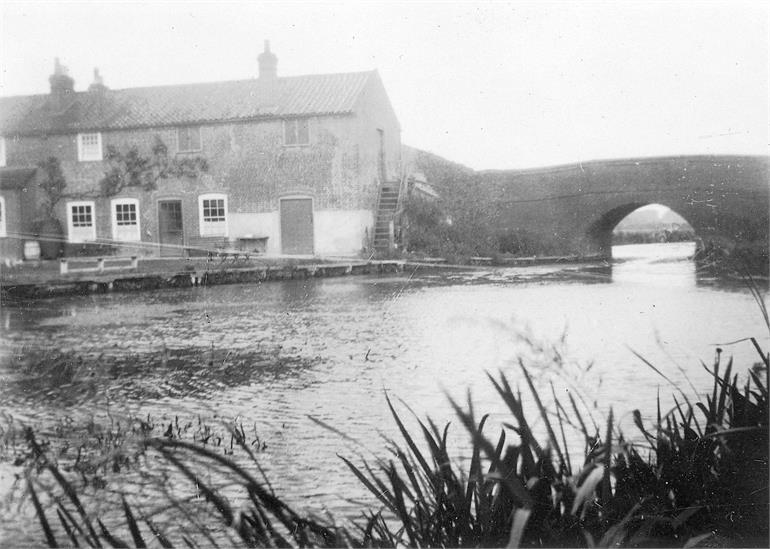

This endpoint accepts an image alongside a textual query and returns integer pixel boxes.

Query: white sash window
[67,201,96,242]
[111,198,141,242]
[198,194,228,237]
[77,133,103,161]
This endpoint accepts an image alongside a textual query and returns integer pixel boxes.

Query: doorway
[280,198,314,255]
[158,200,184,256]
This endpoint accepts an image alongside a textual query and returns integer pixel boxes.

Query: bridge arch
[486,155,768,266]
[587,202,696,256]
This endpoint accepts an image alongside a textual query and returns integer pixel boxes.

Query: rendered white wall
[229,209,373,256]
[314,209,373,256]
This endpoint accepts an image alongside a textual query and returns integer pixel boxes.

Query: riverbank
[0,252,610,301]
[0,256,406,300]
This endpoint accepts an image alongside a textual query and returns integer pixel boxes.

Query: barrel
[23,240,41,260]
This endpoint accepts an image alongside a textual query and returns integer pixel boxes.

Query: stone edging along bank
[0,261,406,300]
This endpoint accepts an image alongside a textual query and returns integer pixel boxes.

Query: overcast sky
[1,1,767,170]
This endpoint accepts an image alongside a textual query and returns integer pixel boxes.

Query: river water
[1,242,768,532]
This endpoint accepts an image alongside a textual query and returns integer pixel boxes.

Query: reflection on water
[612,241,696,287]
[0,242,767,521]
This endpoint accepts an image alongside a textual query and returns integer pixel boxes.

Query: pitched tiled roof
[0,71,375,136]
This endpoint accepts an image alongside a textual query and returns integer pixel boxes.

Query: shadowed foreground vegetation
[4,337,769,547]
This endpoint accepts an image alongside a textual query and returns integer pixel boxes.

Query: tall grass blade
[120,497,145,548]
[387,464,416,546]
[56,502,94,548]
[506,508,531,548]
[385,393,433,478]
[464,414,488,512]
[57,508,81,548]
[570,466,603,515]
[551,382,572,473]
[158,447,234,526]
[448,393,533,508]
[97,519,129,548]
[488,371,544,460]
[568,391,593,449]
[683,532,715,548]
[339,455,394,511]
[25,429,101,547]
[518,359,566,468]
[716,358,733,425]
[143,516,174,549]
[395,449,425,504]
[751,337,770,369]
[601,408,613,508]
[28,478,57,548]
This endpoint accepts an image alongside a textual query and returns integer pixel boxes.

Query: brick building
[0,42,402,260]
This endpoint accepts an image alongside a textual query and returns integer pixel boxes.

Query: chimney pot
[89,67,108,93]
[258,40,278,80]
[49,57,75,109]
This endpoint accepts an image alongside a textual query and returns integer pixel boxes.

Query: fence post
[97,257,105,273]
[59,258,68,275]
[130,256,138,270]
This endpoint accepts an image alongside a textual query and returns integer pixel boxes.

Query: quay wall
[0,260,404,300]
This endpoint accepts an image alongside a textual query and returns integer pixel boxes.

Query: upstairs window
[0,137,6,167]
[77,133,103,161]
[0,196,6,237]
[283,118,310,146]
[111,198,141,242]
[198,193,228,237]
[67,201,96,242]
[178,126,201,153]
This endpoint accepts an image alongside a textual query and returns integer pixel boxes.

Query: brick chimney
[49,58,75,110]
[88,67,108,94]
[258,40,277,80]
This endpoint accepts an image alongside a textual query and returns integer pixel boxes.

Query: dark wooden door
[158,200,184,256]
[280,198,314,255]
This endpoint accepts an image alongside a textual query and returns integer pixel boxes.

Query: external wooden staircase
[373,181,402,252]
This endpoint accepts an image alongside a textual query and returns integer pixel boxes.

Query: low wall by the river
[0,260,405,300]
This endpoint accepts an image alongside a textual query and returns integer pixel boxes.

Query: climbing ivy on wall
[99,137,208,196]
[37,156,68,218]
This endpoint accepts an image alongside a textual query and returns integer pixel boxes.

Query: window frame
[77,132,103,162]
[177,126,202,153]
[198,193,228,237]
[0,137,6,167]
[111,198,141,242]
[66,200,97,242]
[0,196,6,237]
[283,118,310,146]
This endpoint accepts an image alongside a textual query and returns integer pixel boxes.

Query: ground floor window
[0,196,6,237]
[67,200,96,242]
[111,198,141,242]
[198,193,228,237]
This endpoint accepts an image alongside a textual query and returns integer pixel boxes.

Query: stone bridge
[479,155,769,263]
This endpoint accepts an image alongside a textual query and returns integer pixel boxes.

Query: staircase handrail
[395,172,409,216]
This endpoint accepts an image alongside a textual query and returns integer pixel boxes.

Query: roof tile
[0,72,374,135]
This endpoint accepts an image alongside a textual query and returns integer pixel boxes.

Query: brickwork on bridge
[479,155,769,264]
